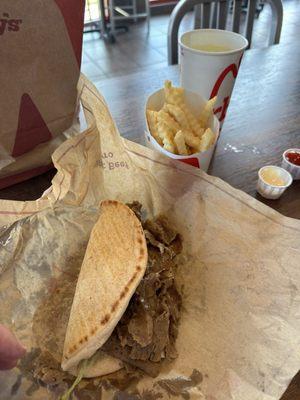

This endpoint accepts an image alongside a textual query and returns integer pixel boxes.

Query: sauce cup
[281,148,300,180]
[257,165,293,200]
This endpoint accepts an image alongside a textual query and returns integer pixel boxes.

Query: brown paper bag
[0,0,85,189]
[0,76,299,400]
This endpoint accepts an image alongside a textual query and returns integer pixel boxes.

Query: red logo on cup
[210,55,243,122]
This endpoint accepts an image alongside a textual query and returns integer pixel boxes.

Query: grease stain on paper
[112,370,204,400]
[156,369,203,399]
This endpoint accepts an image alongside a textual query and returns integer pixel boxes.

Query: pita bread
[61,200,148,373]
[68,351,123,378]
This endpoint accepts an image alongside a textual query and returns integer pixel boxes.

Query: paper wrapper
[145,88,220,171]
[0,76,299,400]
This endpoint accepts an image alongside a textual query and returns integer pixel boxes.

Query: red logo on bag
[12,94,53,157]
[0,13,22,35]
[210,55,243,122]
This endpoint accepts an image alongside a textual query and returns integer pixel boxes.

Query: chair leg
[145,0,151,35]
[98,0,107,38]
[245,0,256,48]
[109,0,116,37]
[133,0,138,23]
[168,0,200,65]
[211,2,217,28]
[194,5,202,29]
[268,0,283,45]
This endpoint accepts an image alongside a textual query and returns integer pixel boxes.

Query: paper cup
[179,29,248,127]
[281,148,300,180]
[257,166,293,200]
[145,88,220,171]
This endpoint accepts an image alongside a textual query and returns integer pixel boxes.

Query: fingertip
[14,342,26,358]
[0,325,26,360]
[0,358,18,371]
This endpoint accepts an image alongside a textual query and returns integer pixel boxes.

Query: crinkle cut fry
[164,80,184,106]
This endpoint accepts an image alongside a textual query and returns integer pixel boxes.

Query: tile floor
[81,0,300,82]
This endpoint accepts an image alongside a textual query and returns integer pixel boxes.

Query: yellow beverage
[192,44,232,52]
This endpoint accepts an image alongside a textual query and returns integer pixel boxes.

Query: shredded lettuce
[60,359,88,400]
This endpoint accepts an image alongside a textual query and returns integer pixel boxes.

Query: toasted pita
[61,200,148,373]
[68,351,123,378]
[32,265,122,380]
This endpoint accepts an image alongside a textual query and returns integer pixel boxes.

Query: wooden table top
[0,41,299,400]
[95,42,300,220]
